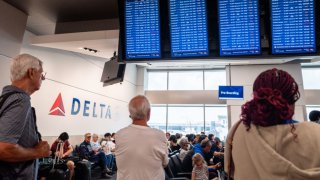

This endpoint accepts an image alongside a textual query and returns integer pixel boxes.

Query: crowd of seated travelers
[38,132,117,179]
[38,130,225,180]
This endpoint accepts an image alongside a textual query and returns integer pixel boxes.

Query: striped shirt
[0,85,39,179]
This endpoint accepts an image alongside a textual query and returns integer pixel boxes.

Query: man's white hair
[128,95,151,120]
[10,54,43,81]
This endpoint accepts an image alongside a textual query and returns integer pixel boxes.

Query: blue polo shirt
[0,85,39,179]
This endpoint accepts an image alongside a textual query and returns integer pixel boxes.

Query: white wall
[0,31,138,137]
[226,64,306,127]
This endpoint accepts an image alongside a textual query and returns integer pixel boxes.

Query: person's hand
[213,151,224,157]
[215,162,222,169]
[34,141,50,158]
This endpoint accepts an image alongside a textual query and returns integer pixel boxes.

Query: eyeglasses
[41,72,47,80]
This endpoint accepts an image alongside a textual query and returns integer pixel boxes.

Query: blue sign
[219,86,243,100]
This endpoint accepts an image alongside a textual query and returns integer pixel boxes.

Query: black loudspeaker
[101,55,126,86]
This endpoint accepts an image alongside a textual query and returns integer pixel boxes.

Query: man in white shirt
[101,133,116,170]
[115,95,169,180]
[90,133,101,153]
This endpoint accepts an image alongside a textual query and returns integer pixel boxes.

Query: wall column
[226,64,306,128]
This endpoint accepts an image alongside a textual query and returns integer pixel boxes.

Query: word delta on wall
[71,98,111,119]
[118,0,319,61]
[49,93,111,119]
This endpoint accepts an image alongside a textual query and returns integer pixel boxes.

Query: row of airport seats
[165,152,191,180]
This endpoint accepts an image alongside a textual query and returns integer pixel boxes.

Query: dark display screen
[271,0,316,54]
[219,0,261,56]
[169,0,209,57]
[125,0,161,59]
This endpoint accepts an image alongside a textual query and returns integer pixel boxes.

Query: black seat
[165,158,190,180]
[168,157,191,178]
[171,154,183,173]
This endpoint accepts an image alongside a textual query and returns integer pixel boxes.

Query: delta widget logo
[49,93,65,116]
[49,93,112,119]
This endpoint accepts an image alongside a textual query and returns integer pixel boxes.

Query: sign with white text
[218,86,243,100]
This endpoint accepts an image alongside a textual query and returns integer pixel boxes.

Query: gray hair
[179,137,188,147]
[10,54,43,81]
[128,95,151,120]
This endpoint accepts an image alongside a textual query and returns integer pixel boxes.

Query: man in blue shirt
[79,133,112,178]
[0,54,50,179]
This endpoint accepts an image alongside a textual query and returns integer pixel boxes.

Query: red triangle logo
[49,93,65,116]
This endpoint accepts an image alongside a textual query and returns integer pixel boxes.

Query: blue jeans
[105,154,114,169]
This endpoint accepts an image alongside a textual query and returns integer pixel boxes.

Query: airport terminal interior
[1,0,320,179]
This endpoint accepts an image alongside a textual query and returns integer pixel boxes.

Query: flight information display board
[125,0,161,59]
[219,0,260,56]
[271,0,316,54]
[169,0,209,57]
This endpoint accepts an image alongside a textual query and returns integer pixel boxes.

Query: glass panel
[147,72,167,90]
[205,106,228,141]
[167,105,204,135]
[149,105,167,132]
[302,68,320,89]
[306,106,320,121]
[204,70,226,90]
[169,71,203,90]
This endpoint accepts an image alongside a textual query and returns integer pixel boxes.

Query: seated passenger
[90,133,102,152]
[309,110,320,124]
[182,139,221,179]
[179,137,189,161]
[79,133,112,178]
[39,132,75,180]
[225,68,320,180]
[101,133,116,170]
[169,135,181,153]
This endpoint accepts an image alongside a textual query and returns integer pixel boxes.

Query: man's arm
[0,141,50,162]
[63,145,73,157]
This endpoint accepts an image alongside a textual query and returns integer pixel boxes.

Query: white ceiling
[31,30,118,59]
[30,29,320,69]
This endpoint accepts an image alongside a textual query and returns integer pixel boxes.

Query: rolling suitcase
[74,160,91,180]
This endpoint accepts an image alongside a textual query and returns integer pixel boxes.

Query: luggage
[46,141,69,180]
[74,160,91,180]
[47,169,68,180]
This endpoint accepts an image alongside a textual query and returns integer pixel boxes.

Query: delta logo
[49,93,111,119]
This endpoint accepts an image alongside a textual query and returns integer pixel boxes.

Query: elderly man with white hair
[0,54,50,179]
[115,95,169,180]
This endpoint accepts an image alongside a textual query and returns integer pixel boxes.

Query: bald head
[128,95,151,121]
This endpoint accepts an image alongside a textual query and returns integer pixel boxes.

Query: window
[205,106,228,141]
[168,71,203,90]
[302,68,320,89]
[149,104,228,141]
[167,105,204,134]
[149,105,167,132]
[204,70,226,90]
[146,69,226,90]
[147,71,167,90]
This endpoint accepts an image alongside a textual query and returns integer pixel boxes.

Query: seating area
[165,153,191,180]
